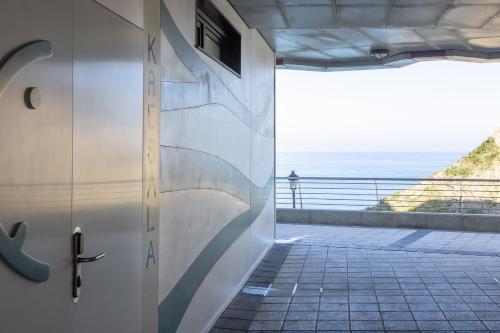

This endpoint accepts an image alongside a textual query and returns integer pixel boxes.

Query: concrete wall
[277,209,500,232]
[158,1,275,332]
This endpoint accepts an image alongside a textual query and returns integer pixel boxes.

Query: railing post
[459,180,463,213]
[374,179,379,204]
[292,188,296,209]
[299,180,303,209]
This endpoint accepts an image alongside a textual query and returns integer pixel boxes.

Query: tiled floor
[278,224,500,256]
[212,224,500,332]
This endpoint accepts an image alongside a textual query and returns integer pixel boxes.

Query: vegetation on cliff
[371,129,500,214]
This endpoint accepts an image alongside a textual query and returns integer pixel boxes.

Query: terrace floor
[212,223,500,332]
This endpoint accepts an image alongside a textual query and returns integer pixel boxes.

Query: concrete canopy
[227,0,500,71]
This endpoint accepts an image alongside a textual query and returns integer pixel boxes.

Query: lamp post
[287,170,299,209]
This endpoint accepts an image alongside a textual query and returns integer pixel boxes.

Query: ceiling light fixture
[370,48,390,60]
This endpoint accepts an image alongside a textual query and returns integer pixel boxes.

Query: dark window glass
[195,0,241,75]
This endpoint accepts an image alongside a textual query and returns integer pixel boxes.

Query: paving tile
[349,295,377,303]
[213,318,251,330]
[274,277,298,284]
[377,296,406,303]
[350,320,384,330]
[316,320,349,330]
[248,320,283,331]
[297,283,321,290]
[381,311,413,321]
[253,311,287,321]
[443,311,478,320]
[350,311,382,320]
[321,296,348,303]
[467,302,500,311]
[229,295,263,311]
[405,295,435,303]
[474,311,500,320]
[267,289,294,297]
[408,302,440,311]
[484,321,500,330]
[318,311,349,321]
[259,303,289,312]
[428,289,458,296]
[349,303,379,312]
[282,320,317,330]
[383,320,418,330]
[272,283,296,291]
[289,303,319,312]
[378,303,410,312]
[295,290,322,297]
[449,320,487,330]
[349,290,376,296]
[411,311,446,320]
[462,295,492,302]
[319,303,348,312]
[416,320,452,330]
[433,295,462,303]
[322,290,348,297]
[286,311,317,320]
[376,289,403,296]
[220,308,256,321]
[262,296,291,304]
[291,296,319,304]
[210,328,246,333]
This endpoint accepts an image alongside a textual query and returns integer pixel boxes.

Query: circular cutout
[24,87,41,109]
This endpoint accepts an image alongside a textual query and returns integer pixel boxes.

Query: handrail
[277,176,500,183]
[276,174,500,215]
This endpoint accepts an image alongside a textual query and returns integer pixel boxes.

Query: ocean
[277,152,464,178]
[276,152,465,210]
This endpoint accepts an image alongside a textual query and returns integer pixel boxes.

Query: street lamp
[287,170,299,209]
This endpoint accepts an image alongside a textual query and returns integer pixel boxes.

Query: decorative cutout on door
[0,40,53,99]
[0,41,53,282]
[0,222,50,282]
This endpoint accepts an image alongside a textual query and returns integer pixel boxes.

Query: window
[196,0,241,75]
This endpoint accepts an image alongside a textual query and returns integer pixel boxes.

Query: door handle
[72,226,105,303]
[77,252,105,263]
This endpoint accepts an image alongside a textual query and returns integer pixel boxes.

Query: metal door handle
[72,226,106,303]
[77,252,105,263]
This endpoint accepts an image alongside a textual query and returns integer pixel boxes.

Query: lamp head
[287,170,299,190]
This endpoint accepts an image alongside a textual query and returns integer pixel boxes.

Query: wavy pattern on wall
[158,188,250,301]
[159,4,273,138]
[159,2,274,332]
[160,146,251,204]
[160,104,251,177]
[159,178,273,333]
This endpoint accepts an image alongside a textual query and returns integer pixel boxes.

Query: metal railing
[276,175,500,215]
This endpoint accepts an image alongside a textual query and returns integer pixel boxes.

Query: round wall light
[370,48,390,60]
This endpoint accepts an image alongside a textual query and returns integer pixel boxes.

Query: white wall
[158,0,275,332]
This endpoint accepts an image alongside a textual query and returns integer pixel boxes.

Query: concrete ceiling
[227,0,500,71]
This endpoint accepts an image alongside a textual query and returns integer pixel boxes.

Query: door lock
[72,226,105,303]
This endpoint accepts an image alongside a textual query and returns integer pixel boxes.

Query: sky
[276,61,500,153]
